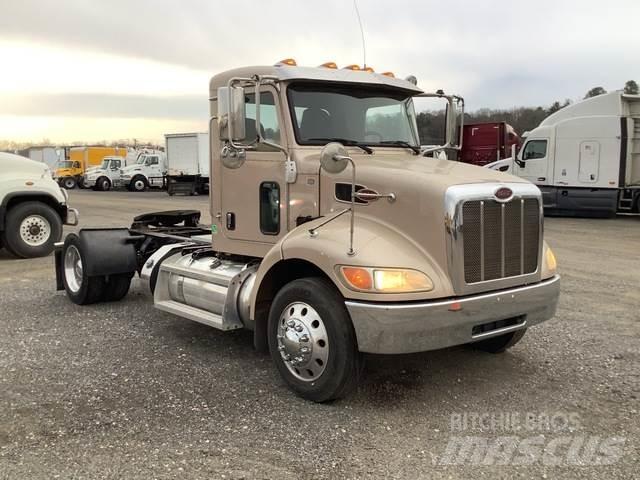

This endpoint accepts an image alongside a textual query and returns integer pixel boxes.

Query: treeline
[418,80,639,144]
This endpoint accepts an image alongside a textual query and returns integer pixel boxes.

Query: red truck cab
[459,122,521,166]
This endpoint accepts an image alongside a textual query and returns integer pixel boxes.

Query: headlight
[340,266,433,293]
[545,247,557,274]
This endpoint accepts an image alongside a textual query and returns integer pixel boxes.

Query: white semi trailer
[165,133,210,195]
[487,92,640,216]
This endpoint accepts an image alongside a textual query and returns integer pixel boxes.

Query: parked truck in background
[17,146,61,172]
[55,146,127,189]
[459,122,520,166]
[118,151,167,192]
[486,92,640,216]
[1,152,78,258]
[165,132,210,196]
[54,60,560,402]
[82,156,127,191]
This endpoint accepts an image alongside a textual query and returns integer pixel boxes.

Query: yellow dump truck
[56,147,127,189]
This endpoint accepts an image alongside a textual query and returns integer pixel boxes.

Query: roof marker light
[276,58,297,66]
[343,64,361,71]
[381,71,395,78]
[319,62,338,69]
[363,66,375,73]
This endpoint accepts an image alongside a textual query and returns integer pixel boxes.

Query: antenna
[353,0,367,68]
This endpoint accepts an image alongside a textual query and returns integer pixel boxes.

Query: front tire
[268,277,362,402]
[129,176,148,192]
[2,201,62,258]
[62,177,77,189]
[97,177,111,191]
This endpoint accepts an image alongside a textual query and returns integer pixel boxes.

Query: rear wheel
[62,235,106,305]
[470,329,527,353]
[62,235,134,304]
[2,201,62,258]
[268,277,362,402]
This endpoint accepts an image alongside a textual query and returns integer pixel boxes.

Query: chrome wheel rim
[19,215,51,247]
[134,180,145,190]
[64,179,74,188]
[277,302,329,382]
[63,245,83,293]
[101,180,109,190]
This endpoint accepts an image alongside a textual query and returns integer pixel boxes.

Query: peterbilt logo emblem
[494,187,513,201]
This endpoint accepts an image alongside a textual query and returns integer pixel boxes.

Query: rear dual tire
[62,234,133,305]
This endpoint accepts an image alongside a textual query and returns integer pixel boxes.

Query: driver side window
[245,91,281,149]
[522,140,547,160]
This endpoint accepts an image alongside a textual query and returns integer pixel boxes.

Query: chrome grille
[462,198,540,284]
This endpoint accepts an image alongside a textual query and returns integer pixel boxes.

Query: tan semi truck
[54,60,560,402]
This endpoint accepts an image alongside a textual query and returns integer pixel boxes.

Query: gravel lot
[1,190,638,479]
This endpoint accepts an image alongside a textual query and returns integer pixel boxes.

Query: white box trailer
[495,92,640,216]
[19,146,60,171]
[165,132,209,195]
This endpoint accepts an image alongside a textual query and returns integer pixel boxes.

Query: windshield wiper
[307,138,373,154]
[378,140,421,155]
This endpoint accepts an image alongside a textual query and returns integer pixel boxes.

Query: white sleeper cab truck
[55,61,560,402]
[1,152,78,258]
[488,92,640,216]
[83,156,126,191]
[119,153,167,192]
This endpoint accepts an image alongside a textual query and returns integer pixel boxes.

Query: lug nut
[300,335,309,342]
[278,345,285,351]
[295,325,303,332]
[300,347,310,354]
[287,320,295,328]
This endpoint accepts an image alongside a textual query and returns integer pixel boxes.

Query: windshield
[59,161,73,168]
[287,83,419,147]
[136,156,146,164]
[100,159,110,169]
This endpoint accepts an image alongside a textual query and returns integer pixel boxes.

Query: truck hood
[317,152,537,294]
[121,165,144,174]
[0,152,51,178]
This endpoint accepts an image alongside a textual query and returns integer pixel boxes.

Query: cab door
[145,155,164,187]
[220,86,287,245]
[515,138,551,184]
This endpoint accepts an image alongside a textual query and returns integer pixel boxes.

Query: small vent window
[260,182,280,235]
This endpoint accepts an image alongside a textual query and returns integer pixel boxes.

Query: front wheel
[62,177,77,189]
[97,177,111,191]
[2,201,62,258]
[268,277,362,402]
[129,176,147,192]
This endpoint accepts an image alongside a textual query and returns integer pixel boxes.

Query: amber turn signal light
[341,267,373,291]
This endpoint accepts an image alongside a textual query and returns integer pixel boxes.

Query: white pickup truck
[0,152,78,257]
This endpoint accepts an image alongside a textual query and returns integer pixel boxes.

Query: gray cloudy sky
[1,0,639,142]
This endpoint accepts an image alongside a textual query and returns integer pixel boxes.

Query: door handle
[226,212,236,230]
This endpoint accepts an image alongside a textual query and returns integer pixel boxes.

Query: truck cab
[119,152,167,192]
[1,152,78,258]
[83,156,126,191]
[55,60,560,402]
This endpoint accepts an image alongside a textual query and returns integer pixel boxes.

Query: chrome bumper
[345,275,560,354]
[65,207,80,226]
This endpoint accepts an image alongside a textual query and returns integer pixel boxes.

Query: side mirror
[218,86,246,142]
[319,142,350,174]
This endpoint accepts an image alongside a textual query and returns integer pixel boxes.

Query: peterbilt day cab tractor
[55,60,560,402]
[1,152,78,258]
